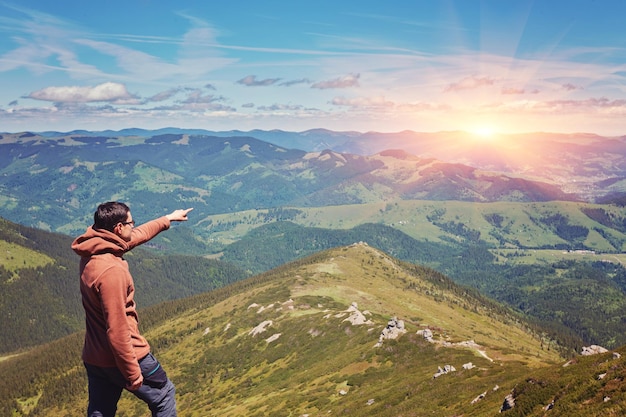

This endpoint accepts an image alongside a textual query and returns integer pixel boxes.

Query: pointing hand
[166,208,193,222]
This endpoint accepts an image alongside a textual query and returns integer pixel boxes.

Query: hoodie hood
[72,226,130,257]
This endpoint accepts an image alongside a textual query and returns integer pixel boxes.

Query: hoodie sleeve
[127,216,171,250]
[97,265,142,384]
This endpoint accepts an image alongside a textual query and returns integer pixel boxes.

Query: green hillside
[0,217,248,353]
[201,201,626,349]
[2,244,575,417]
[199,200,626,253]
[4,197,626,354]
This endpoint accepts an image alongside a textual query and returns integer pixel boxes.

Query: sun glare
[466,124,506,142]
[471,126,495,138]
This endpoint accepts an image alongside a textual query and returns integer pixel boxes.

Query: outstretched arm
[166,208,193,222]
[128,208,194,248]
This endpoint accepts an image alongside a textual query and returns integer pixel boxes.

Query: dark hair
[93,201,130,232]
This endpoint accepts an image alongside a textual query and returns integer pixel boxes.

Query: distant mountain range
[21,128,626,201]
[0,130,597,236]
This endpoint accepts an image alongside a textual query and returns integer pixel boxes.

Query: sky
[1,0,625,135]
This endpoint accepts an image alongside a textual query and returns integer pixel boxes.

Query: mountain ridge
[6,127,623,200]
[1,243,573,416]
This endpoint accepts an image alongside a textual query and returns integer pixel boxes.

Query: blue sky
[1,0,625,134]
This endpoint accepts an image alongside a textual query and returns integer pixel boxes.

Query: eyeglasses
[120,220,135,227]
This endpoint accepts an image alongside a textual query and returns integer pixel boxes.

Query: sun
[470,126,496,138]
[466,124,505,143]
[469,125,496,140]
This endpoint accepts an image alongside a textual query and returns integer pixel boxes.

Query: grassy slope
[196,201,626,351]
[0,240,53,278]
[99,245,562,416]
[7,244,626,416]
[200,200,626,260]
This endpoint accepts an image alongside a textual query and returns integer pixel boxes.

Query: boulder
[581,345,608,356]
[249,320,273,336]
[374,316,407,347]
[433,364,456,378]
[416,328,434,342]
[471,391,487,404]
[344,302,374,326]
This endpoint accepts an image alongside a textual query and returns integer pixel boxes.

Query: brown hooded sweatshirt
[71,216,170,385]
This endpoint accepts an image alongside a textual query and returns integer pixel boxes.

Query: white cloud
[561,83,580,91]
[26,82,138,104]
[178,89,225,105]
[279,78,312,87]
[257,103,303,111]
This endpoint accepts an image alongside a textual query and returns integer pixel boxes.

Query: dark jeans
[84,353,177,417]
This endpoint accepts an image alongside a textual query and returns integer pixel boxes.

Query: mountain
[214,214,626,347]
[237,129,626,202]
[0,131,577,237]
[220,129,626,201]
[3,128,626,415]
[2,127,626,351]
[2,129,626,348]
[2,243,583,417]
[0,217,248,353]
[14,128,625,201]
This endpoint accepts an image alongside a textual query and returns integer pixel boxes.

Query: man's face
[115,212,135,242]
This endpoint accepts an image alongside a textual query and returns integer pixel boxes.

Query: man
[71,202,193,417]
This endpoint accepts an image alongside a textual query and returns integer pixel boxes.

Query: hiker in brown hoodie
[72,201,193,417]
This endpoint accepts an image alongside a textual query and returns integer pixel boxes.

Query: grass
[197,200,626,254]
[106,243,563,416]
[6,243,623,416]
[0,240,54,279]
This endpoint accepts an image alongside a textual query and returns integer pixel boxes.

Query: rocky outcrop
[343,302,374,326]
[433,364,456,378]
[581,345,608,356]
[416,327,494,362]
[416,328,434,342]
[249,320,273,336]
[471,391,487,404]
[374,316,406,347]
